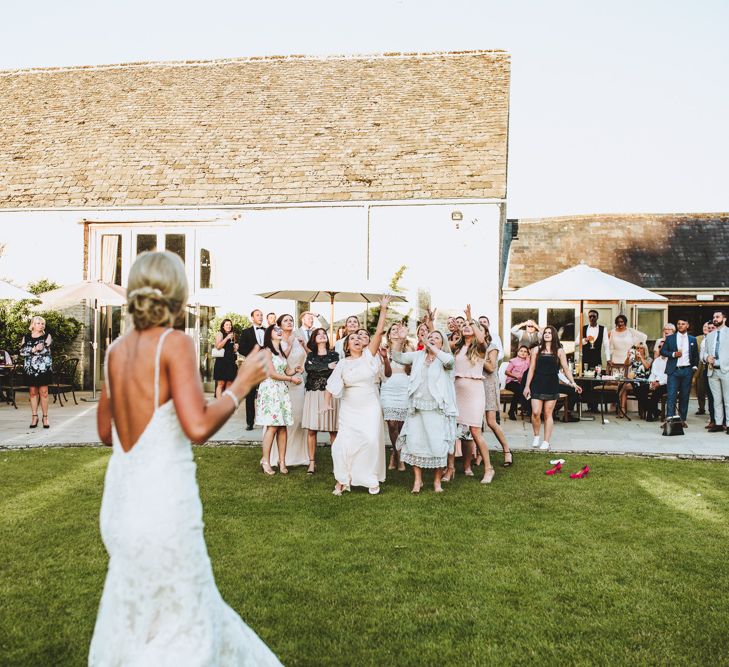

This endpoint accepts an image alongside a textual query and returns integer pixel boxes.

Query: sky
[1,0,727,218]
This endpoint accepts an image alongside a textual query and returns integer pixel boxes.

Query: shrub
[0,299,82,359]
[207,313,251,349]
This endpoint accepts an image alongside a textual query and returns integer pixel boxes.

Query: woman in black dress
[213,319,239,399]
[301,327,340,474]
[524,325,581,451]
[19,316,53,428]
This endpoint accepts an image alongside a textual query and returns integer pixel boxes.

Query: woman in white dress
[391,329,457,494]
[271,313,308,469]
[91,251,281,666]
[380,323,412,471]
[324,296,392,496]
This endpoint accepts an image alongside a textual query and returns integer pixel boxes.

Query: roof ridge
[0,49,509,77]
[519,212,729,222]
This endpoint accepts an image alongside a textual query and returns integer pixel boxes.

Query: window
[165,234,186,262]
[200,248,212,289]
[136,234,157,255]
[100,234,122,285]
[637,308,665,347]
[548,308,576,354]
[510,308,539,357]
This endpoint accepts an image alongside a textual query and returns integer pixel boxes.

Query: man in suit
[581,310,610,411]
[660,318,700,427]
[239,309,266,430]
[703,310,729,433]
[296,311,329,348]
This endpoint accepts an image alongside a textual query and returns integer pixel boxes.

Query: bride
[90,251,282,666]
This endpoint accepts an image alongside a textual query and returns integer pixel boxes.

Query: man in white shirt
[645,342,668,421]
[703,310,729,432]
[581,310,611,369]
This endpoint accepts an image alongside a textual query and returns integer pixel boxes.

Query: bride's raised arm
[166,333,269,443]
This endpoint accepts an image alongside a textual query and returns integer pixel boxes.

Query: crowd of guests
[219,305,729,495]
[231,302,593,495]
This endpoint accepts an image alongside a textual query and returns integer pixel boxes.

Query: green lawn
[1,447,729,666]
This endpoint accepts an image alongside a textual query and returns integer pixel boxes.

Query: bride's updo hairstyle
[127,251,188,330]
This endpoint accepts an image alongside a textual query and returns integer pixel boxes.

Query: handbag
[211,346,225,359]
[662,416,684,437]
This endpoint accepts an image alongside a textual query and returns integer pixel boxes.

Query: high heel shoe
[570,465,590,479]
[481,467,495,484]
[434,482,444,493]
[411,482,423,495]
[545,462,562,476]
[464,468,474,477]
[441,466,456,483]
[29,413,39,428]
[503,451,513,467]
[42,414,49,429]
[332,483,344,496]
[307,459,316,475]
[279,464,289,475]
[260,460,275,475]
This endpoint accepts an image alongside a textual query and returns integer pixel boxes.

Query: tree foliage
[207,312,252,348]
[0,300,82,358]
[27,279,61,296]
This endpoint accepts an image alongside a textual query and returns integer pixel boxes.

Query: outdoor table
[575,375,652,425]
[0,364,13,404]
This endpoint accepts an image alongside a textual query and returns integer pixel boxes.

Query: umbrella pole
[329,296,335,346]
[82,304,100,402]
[578,299,584,374]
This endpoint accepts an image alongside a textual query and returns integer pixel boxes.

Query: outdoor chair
[52,357,80,406]
[0,362,29,409]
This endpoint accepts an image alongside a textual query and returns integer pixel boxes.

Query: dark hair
[262,324,282,356]
[714,310,728,319]
[250,309,261,318]
[538,325,561,356]
[266,312,276,319]
[307,327,331,353]
[276,313,294,327]
[356,328,370,338]
[588,310,599,317]
[615,314,628,326]
[219,318,233,336]
[518,344,529,353]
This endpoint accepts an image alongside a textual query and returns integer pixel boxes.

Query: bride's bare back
[98,326,268,450]
[105,327,176,452]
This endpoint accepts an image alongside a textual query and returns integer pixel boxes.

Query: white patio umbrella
[38,281,127,400]
[507,262,667,362]
[257,288,407,342]
[0,279,36,301]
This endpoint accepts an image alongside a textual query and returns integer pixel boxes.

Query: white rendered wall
[0,201,502,331]
[0,211,84,287]
[369,202,502,331]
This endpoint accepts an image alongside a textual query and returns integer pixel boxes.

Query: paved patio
[2,392,727,459]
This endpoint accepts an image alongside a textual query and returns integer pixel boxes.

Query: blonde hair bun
[127,251,188,330]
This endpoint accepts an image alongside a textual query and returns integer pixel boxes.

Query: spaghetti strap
[103,340,118,399]
[154,329,174,408]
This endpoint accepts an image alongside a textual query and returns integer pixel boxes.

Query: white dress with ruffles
[392,349,457,468]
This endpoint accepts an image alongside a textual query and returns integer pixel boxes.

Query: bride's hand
[236,347,269,389]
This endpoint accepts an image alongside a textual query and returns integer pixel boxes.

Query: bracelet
[222,389,240,410]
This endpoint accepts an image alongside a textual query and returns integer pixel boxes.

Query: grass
[2,446,729,666]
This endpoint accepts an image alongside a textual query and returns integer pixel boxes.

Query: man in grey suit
[703,310,729,433]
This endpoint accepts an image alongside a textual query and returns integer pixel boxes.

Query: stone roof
[0,51,510,209]
[505,213,729,290]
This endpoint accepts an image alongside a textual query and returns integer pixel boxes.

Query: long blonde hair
[127,251,188,330]
[454,321,486,363]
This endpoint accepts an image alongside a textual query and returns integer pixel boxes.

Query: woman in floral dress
[256,324,302,475]
[19,316,53,428]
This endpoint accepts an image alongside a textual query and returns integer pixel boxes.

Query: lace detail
[383,406,409,421]
[90,332,282,666]
[398,451,448,469]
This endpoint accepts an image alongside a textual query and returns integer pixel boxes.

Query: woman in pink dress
[452,305,495,484]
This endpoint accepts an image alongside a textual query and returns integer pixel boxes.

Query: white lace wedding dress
[89,329,282,666]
